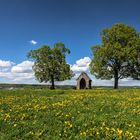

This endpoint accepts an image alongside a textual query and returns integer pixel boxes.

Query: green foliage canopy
[90,23,140,88]
[28,42,73,89]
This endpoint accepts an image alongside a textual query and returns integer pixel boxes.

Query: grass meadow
[0,89,140,139]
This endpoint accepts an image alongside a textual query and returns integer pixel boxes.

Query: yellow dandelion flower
[65,114,69,117]
[69,124,72,128]
[96,132,99,135]
[111,127,115,131]
[13,124,17,127]
[105,127,109,131]
[80,132,86,136]
[117,128,123,135]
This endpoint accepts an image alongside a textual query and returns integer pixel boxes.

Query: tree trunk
[50,75,55,90]
[114,69,119,89]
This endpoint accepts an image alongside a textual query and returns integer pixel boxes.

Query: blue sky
[0,0,140,85]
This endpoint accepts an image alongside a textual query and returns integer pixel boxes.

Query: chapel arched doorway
[80,78,86,89]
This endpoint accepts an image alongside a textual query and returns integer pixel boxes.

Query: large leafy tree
[90,23,140,89]
[28,42,73,89]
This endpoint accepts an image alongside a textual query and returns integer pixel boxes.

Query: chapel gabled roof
[76,72,92,81]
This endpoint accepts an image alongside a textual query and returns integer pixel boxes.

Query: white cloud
[0,60,14,68]
[119,78,140,86]
[0,72,13,79]
[13,73,35,82]
[11,61,34,73]
[11,61,35,82]
[30,40,37,45]
[76,57,91,67]
[71,57,91,73]
[0,60,36,84]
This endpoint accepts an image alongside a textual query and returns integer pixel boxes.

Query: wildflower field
[0,89,140,139]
